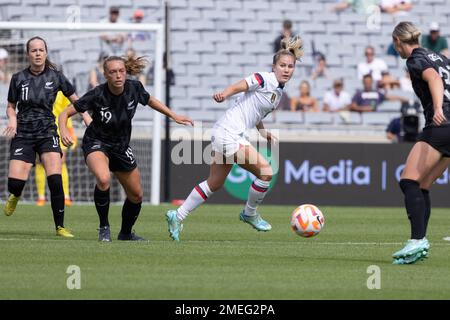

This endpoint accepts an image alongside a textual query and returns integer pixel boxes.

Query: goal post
[0,21,164,205]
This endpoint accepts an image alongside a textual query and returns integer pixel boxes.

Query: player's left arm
[147,96,193,126]
[423,67,446,126]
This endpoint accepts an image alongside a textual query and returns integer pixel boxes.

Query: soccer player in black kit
[3,36,85,238]
[58,55,193,242]
[391,22,450,264]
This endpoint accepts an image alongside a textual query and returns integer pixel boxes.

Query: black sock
[8,177,26,197]
[399,179,425,239]
[47,174,65,229]
[120,199,142,235]
[422,189,431,234]
[94,185,110,227]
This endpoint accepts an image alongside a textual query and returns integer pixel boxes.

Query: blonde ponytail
[273,36,304,64]
[392,21,421,45]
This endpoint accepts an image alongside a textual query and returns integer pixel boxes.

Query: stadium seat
[361,112,398,125]
[274,111,304,124]
[304,112,334,124]
[333,112,362,125]
[377,101,401,112]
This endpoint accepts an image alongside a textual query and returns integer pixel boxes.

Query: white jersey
[215,72,284,134]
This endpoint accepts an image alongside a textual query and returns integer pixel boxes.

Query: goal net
[0,21,164,204]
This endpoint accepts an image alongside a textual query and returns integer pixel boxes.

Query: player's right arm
[4,102,17,137]
[213,79,249,103]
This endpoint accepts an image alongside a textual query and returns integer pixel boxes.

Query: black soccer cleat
[117,231,146,241]
[98,226,112,242]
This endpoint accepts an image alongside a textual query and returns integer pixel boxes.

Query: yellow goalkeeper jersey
[53,91,72,129]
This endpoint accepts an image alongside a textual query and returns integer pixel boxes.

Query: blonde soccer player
[391,22,450,264]
[166,37,304,241]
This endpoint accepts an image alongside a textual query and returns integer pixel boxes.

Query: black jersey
[74,79,150,151]
[406,47,450,127]
[8,67,75,139]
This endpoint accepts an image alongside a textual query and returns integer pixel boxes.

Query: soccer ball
[291,204,325,237]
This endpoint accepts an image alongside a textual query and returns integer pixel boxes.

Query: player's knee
[96,176,111,190]
[129,191,143,203]
[258,166,273,182]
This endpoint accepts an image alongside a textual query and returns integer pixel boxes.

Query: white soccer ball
[291,204,325,237]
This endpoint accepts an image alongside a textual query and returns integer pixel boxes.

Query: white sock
[244,178,270,216]
[177,180,213,222]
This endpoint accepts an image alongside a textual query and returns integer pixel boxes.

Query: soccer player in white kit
[166,37,303,241]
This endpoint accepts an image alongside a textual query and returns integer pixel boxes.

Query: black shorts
[82,140,137,172]
[418,125,450,157]
[10,136,62,164]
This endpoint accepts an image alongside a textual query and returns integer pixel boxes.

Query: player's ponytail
[392,22,421,45]
[273,36,304,64]
[124,54,147,76]
[26,36,58,70]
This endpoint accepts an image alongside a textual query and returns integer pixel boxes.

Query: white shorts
[211,126,250,157]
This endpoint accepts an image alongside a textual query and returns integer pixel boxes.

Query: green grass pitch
[0,203,449,299]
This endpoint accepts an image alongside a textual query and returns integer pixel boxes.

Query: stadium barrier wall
[168,141,450,207]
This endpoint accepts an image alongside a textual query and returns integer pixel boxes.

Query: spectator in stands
[351,74,407,112]
[100,6,126,55]
[273,20,294,53]
[357,46,388,83]
[127,9,151,50]
[311,54,330,80]
[421,22,449,58]
[378,70,400,92]
[88,51,108,91]
[323,78,351,112]
[350,74,386,112]
[332,0,378,14]
[380,0,412,16]
[290,80,319,112]
[0,48,11,84]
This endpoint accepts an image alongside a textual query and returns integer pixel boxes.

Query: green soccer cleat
[239,210,272,232]
[392,250,428,265]
[166,210,183,242]
[4,194,20,216]
[392,238,429,264]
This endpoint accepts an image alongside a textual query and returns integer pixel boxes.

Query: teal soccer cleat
[392,238,429,265]
[166,210,183,241]
[239,210,272,232]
